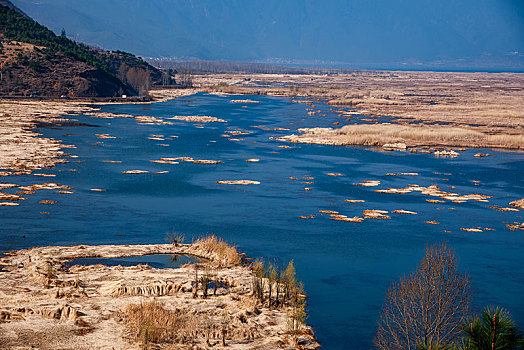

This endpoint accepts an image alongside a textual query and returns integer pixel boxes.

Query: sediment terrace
[0,240,319,349]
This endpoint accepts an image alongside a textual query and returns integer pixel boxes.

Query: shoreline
[0,240,320,349]
[0,99,98,174]
[1,70,523,177]
[0,72,523,348]
[0,91,321,349]
[0,88,198,177]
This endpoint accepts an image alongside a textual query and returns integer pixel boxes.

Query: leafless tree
[374,242,471,349]
[125,67,152,96]
[146,59,346,75]
[117,63,128,82]
[176,72,193,88]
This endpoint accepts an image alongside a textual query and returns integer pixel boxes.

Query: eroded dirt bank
[0,240,319,349]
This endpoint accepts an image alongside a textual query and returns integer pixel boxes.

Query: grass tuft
[195,235,242,266]
[123,301,241,347]
[124,301,187,346]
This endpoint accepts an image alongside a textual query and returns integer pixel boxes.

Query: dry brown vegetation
[193,71,524,149]
[251,260,309,340]
[278,123,524,149]
[0,100,98,173]
[510,199,524,209]
[196,71,524,128]
[123,300,235,348]
[194,234,242,267]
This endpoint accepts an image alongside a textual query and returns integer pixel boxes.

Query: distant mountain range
[0,0,166,97]
[11,0,524,70]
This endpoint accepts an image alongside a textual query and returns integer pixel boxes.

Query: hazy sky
[13,0,524,70]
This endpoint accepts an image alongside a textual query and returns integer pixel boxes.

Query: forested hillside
[0,1,168,97]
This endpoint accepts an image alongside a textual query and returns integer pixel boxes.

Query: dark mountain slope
[0,0,26,16]
[0,1,166,97]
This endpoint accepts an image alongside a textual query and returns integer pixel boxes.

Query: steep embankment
[0,1,167,97]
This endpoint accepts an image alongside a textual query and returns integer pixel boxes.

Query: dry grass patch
[122,301,237,347]
[279,124,524,149]
[507,222,524,231]
[197,71,524,135]
[510,199,524,209]
[195,235,242,266]
[124,301,186,345]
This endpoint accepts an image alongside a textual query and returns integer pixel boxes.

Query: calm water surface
[64,254,200,269]
[1,93,523,349]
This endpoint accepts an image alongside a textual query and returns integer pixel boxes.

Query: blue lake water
[1,93,523,349]
[64,254,200,269]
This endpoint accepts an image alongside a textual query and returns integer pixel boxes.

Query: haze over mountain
[12,0,524,70]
